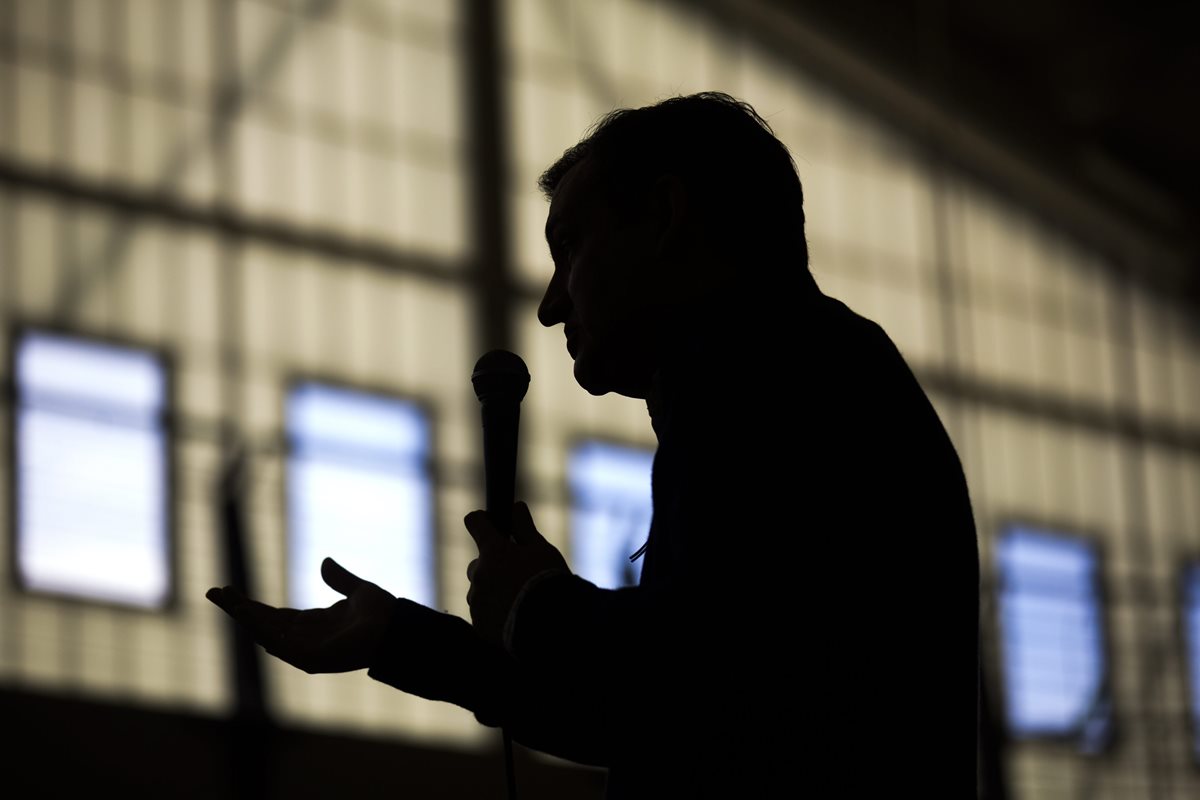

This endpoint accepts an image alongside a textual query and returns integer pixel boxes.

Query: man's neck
[642,279,826,441]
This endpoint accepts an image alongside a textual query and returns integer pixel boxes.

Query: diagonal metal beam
[51,0,338,321]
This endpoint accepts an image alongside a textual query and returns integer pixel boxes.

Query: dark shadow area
[0,687,605,799]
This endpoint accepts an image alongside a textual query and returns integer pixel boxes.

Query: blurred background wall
[0,0,1197,797]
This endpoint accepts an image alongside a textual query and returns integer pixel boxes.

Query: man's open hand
[465,501,570,648]
[206,558,396,674]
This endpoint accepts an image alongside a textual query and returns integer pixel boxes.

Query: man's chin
[573,355,649,399]
[573,358,611,397]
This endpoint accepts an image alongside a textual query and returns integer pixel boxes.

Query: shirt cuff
[503,567,571,658]
[366,597,484,711]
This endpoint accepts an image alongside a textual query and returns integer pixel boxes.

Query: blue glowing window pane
[286,383,434,610]
[15,332,169,608]
[997,526,1108,743]
[1186,565,1200,762]
[568,442,654,590]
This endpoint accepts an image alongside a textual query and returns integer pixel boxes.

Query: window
[1184,563,1200,762]
[286,382,435,610]
[996,525,1111,750]
[14,330,170,608]
[567,441,654,590]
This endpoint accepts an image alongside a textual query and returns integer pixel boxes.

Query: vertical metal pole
[463,0,515,359]
[0,0,18,683]
[1110,260,1166,799]
[462,2,521,798]
[211,2,274,798]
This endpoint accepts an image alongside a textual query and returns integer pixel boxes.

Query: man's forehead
[545,159,593,238]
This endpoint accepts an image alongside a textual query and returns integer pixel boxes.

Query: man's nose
[537,271,569,328]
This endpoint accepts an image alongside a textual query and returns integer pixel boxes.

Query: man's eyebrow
[544,215,560,243]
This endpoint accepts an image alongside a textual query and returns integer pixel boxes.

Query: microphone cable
[504,729,517,800]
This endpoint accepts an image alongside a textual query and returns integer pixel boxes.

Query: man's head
[536,92,815,399]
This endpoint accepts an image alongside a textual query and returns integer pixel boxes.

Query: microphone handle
[478,398,522,800]
[481,397,520,538]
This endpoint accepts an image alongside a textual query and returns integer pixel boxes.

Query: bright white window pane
[1185,565,1200,762]
[568,441,654,590]
[286,383,435,610]
[997,525,1109,748]
[16,331,169,608]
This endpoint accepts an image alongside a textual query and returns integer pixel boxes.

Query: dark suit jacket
[368,286,980,798]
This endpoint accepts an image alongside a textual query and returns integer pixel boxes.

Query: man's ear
[650,173,688,259]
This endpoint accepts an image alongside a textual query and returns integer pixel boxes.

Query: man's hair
[538,92,811,281]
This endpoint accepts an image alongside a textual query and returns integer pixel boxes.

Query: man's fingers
[322,557,364,596]
[509,501,545,546]
[464,510,506,555]
[205,586,230,611]
[206,586,295,651]
[206,585,248,615]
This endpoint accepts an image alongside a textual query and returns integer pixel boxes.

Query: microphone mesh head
[471,350,530,402]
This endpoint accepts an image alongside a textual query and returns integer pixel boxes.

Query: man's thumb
[322,557,363,596]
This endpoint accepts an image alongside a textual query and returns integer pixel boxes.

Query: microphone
[471,350,531,537]
[471,349,529,800]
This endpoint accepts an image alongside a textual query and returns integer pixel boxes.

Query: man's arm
[366,597,614,767]
[207,557,615,765]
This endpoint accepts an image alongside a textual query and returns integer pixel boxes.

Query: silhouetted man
[209,92,980,798]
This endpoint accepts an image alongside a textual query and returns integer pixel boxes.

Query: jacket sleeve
[365,597,614,766]
[500,571,695,744]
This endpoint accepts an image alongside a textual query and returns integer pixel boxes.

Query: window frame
[280,371,442,612]
[563,432,656,590]
[991,515,1116,755]
[1179,558,1200,768]
[6,320,179,615]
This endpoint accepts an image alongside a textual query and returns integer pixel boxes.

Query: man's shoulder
[808,294,960,452]
[811,293,899,362]
[772,293,919,408]
[667,290,931,427]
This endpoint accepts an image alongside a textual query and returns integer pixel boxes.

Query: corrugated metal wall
[1,1,1198,796]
